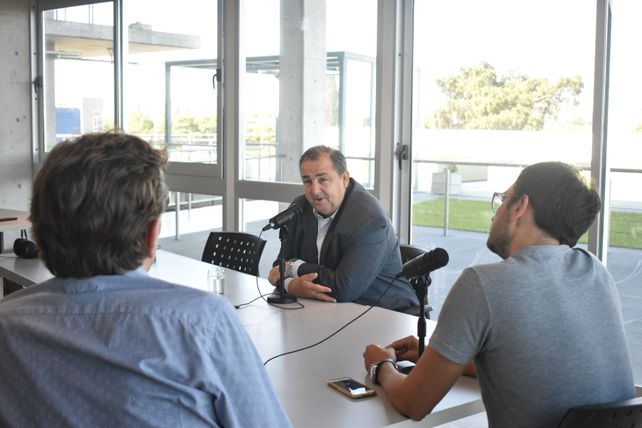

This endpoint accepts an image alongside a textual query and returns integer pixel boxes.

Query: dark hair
[512,161,601,247]
[299,145,347,176]
[30,131,168,278]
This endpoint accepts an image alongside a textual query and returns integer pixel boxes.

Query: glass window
[158,192,222,260]
[42,3,115,151]
[411,0,596,315]
[126,0,219,165]
[241,0,377,188]
[240,198,289,277]
[607,0,642,384]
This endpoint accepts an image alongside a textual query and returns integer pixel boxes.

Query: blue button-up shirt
[0,268,290,427]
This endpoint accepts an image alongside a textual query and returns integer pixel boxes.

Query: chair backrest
[556,397,642,428]
[201,232,267,277]
[399,244,425,264]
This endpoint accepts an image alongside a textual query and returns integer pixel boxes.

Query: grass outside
[412,197,642,249]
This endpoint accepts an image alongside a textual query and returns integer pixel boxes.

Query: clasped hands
[363,335,419,372]
[268,266,336,303]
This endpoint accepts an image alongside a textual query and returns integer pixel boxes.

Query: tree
[427,62,583,130]
[128,112,154,133]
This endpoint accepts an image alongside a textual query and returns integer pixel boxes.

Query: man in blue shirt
[0,132,290,427]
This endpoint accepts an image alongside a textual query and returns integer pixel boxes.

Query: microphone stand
[413,274,431,357]
[267,226,297,304]
[397,273,431,374]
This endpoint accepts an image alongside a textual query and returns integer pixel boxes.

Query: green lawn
[412,197,642,249]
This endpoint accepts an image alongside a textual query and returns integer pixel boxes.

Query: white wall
[0,0,33,237]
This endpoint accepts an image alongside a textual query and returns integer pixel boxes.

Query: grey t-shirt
[430,245,634,428]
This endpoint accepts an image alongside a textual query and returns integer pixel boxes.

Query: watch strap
[371,359,398,385]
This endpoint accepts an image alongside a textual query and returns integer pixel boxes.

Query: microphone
[396,247,449,279]
[262,203,303,231]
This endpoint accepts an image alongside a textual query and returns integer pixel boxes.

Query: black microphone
[262,203,303,231]
[396,247,449,279]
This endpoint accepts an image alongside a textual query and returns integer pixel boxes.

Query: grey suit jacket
[275,178,418,313]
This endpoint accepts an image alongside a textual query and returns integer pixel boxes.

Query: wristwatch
[286,259,297,278]
[369,359,398,385]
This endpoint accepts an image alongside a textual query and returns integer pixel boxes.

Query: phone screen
[327,377,376,398]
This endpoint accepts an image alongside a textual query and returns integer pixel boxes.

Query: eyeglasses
[491,192,520,213]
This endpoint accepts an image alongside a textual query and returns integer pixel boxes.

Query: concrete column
[278,0,326,183]
[0,0,33,248]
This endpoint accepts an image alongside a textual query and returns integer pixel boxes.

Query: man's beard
[486,215,511,260]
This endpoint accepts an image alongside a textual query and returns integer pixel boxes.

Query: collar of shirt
[312,209,338,263]
[41,267,150,294]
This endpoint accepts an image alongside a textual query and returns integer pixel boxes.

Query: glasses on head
[491,192,518,213]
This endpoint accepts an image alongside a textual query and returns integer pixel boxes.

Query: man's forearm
[377,364,425,421]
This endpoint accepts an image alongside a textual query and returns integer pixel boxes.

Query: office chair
[400,244,424,265]
[399,244,433,319]
[201,232,267,277]
[556,396,642,428]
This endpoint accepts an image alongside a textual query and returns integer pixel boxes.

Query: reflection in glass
[410,0,595,315]
[126,0,218,164]
[607,0,642,384]
[241,0,377,187]
[43,3,115,151]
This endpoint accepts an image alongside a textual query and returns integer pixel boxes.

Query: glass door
[408,0,596,316]
[40,2,115,152]
[124,0,221,177]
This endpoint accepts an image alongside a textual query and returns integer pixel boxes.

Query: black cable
[263,275,400,365]
[233,230,305,311]
[234,294,262,309]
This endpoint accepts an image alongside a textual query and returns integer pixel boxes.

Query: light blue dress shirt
[0,268,291,428]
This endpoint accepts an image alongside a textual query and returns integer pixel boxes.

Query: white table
[0,209,31,253]
[0,250,483,427]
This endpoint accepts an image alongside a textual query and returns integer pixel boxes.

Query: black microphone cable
[262,237,432,365]
[263,274,401,366]
[233,229,305,311]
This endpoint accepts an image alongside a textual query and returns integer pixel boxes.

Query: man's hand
[288,272,336,302]
[363,344,396,372]
[387,335,420,362]
[268,266,281,286]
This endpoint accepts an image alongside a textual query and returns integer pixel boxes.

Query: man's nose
[310,181,322,194]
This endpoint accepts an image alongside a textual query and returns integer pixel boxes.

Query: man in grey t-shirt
[362,162,634,428]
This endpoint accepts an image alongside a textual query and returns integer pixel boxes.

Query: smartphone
[327,377,376,399]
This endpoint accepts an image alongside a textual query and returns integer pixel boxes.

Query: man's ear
[145,218,161,259]
[511,194,530,221]
[341,170,350,187]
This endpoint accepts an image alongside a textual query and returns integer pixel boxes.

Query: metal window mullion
[588,0,612,263]
[32,1,45,170]
[397,0,414,244]
[375,0,413,241]
[113,0,125,130]
[222,0,241,232]
[375,0,398,222]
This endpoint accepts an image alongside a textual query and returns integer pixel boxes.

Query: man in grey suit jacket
[267,145,418,313]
